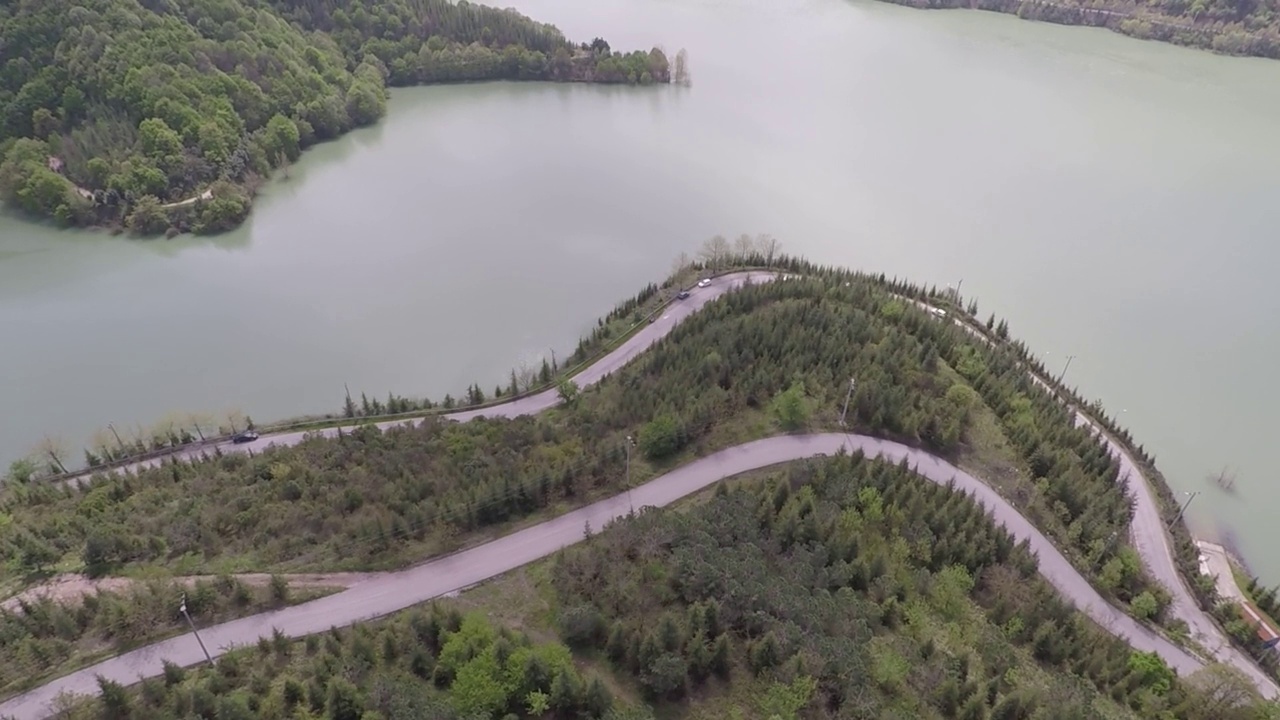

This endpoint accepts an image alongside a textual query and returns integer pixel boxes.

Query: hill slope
[0,0,670,234]
[32,457,1279,720]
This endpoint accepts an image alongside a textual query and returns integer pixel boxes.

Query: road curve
[58,271,778,486]
[905,297,1279,698]
[1079,413,1278,694]
[0,433,1207,719]
[16,274,1268,712]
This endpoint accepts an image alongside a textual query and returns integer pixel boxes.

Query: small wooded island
[0,0,685,236]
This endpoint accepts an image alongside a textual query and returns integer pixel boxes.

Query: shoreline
[1215,523,1258,578]
[6,74,679,238]
[17,258,1275,616]
[33,261,1264,593]
[6,260,1279,710]
[37,263,713,484]
[878,0,1280,61]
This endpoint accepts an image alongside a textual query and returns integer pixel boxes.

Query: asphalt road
[904,297,1279,697]
[1075,408,1279,696]
[0,433,1209,719]
[11,274,1272,716]
[57,271,777,486]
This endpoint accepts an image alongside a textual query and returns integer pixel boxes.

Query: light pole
[1057,355,1076,386]
[1099,530,1121,564]
[625,435,637,514]
[1168,491,1200,529]
[180,593,215,667]
[107,422,127,454]
[839,378,856,427]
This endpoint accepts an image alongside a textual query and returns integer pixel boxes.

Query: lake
[3,0,1280,580]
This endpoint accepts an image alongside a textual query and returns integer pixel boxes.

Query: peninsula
[0,0,681,236]
[3,251,1279,719]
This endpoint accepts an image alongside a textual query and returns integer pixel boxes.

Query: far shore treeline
[0,0,689,236]
[885,0,1280,58]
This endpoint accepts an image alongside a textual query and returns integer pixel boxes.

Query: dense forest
[1,265,1189,663]
[30,457,1277,720]
[882,0,1280,59]
[0,0,672,234]
[548,457,1273,719]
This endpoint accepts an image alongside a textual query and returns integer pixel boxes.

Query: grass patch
[0,579,337,703]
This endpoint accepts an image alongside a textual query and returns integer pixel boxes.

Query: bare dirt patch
[0,571,379,613]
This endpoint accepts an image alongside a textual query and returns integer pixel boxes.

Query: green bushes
[770,380,811,430]
[24,452,1279,719]
[549,454,1270,719]
[637,415,684,460]
[63,606,620,720]
[0,576,302,700]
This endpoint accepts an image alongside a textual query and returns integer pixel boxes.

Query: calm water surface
[3,0,1280,577]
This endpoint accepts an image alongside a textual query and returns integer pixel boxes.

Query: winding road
[905,298,1280,697]
[6,271,1275,717]
[0,434,1207,719]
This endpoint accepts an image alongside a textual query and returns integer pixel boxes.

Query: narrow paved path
[0,434,1209,719]
[158,188,213,210]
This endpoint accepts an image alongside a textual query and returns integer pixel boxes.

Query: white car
[697,278,711,288]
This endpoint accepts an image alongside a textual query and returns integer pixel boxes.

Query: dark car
[676,290,690,299]
[231,430,260,444]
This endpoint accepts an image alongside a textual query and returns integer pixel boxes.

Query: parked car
[697,278,712,288]
[231,430,260,444]
[676,290,691,299]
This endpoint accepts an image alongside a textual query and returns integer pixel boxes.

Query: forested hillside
[0,0,672,235]
[42,458,1276,720]
[2,264,1217,697]
[883,0,1280,59]
[546,457,1269,719]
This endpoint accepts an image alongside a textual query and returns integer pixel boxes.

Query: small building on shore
[1238,599,1280,650]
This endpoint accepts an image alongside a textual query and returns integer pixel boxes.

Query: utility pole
[107,422,126,454]
[839,378,857,427]
[625,435,637,514]
[1057,355,1076,386]
[180,593,215,667]
[1093,530,1122,565]
[1168,491,1200,529]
